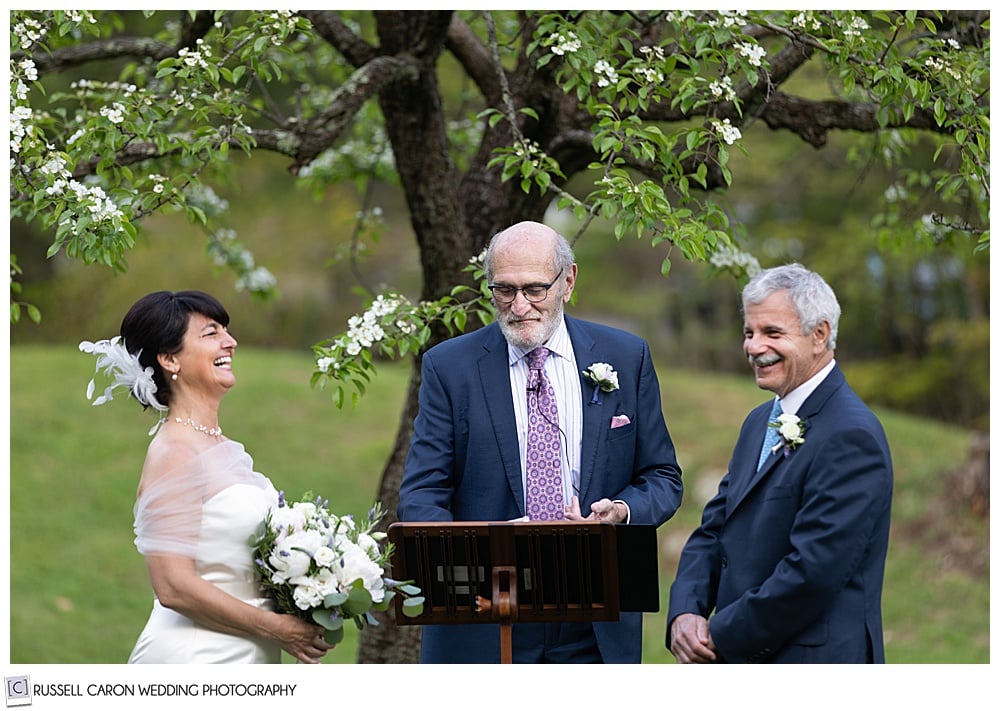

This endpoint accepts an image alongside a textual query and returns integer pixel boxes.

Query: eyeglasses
[488,268,563,304]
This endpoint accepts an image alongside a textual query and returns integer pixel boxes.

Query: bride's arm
[145,554,334,663]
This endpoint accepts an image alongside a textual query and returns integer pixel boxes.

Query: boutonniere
[582,362,619,404]
[770,413,807,456]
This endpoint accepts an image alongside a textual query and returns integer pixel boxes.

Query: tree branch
[298,10,377,67]
[758,92,949,147]
[288,55,421,173]
[28,37,176,75]
[27,10,217,75]
[445,14,501,105]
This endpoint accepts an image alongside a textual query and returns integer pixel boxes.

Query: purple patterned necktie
[525,347,564,520]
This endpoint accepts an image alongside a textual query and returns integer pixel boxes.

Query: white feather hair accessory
[79,336,168,414]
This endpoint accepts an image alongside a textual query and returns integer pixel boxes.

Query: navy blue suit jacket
[398,315,683,663]
[667,365,893,663]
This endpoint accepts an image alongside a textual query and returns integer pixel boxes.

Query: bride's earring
[172,371,178,381]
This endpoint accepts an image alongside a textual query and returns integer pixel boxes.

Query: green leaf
[312,607,343,631]
[402,596,425,617]
[339,581,374,618]
[324,626,345,645]
[323,591,348,608]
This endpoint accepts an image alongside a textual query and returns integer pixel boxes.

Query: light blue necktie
[757,398,783,471]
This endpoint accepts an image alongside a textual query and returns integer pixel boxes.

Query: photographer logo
[5,676,31,707]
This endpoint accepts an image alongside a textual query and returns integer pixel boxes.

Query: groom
[398,220,683,663]
[667,263,893,663]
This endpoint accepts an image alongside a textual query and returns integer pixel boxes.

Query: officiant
[397,221,684,663]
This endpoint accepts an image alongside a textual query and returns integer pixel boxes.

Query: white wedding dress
[128,440,282,663]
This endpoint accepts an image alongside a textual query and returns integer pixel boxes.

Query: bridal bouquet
[250,492,423,643]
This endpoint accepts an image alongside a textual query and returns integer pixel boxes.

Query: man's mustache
[748,353,781,367]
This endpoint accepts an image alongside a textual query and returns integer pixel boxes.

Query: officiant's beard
[499,301,564,351]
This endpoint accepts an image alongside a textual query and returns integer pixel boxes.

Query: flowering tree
[10,10,989,662]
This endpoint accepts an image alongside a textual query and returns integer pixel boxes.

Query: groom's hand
[670,613,718,663]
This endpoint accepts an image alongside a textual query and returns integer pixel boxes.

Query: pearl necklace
[174,417,223,438]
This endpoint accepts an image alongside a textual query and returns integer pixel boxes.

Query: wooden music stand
[387,521,659,663]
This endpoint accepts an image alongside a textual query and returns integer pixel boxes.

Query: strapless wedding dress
[128,441,282,663]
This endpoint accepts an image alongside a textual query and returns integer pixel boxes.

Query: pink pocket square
[610,414,631,429]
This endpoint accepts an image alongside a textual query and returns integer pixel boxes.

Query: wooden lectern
[388,521,659,663]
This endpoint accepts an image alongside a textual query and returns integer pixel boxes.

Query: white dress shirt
[775,358,837,415]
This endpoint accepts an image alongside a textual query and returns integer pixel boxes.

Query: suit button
[721,556,728,568]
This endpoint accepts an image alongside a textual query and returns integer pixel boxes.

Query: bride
[81,290,334,664]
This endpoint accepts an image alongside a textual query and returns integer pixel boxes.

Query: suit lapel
[727,365,847,516]
[566,317,604,503]
[727,403,773,515]
[476,327,526,516]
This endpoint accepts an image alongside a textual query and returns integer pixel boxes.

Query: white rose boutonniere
[770,413,807,456]
[582,362,619,404]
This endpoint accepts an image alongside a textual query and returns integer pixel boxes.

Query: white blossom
[549,32,582,55]
[713,118,742,145]
[841,15,870,38]
[793,12,822,31]
[19,59,38,82]
[736,42,767,67]
[236,267,276,293]
[709,75,736,100]
[883,184,908,203]
[635,67,663,85]
[925,56,961,81]
[594,60,619,88]
[710,245,761,276]
[316,356,338,374]
[99,103,126,124]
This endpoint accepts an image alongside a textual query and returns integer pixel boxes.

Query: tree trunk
[952,431,989,518]
[356,10,588,663]
[355,360,424,663]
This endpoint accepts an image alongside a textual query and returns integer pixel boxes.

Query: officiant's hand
[273,614,335,664]
[564,495,584,519]
[564,496,627,523]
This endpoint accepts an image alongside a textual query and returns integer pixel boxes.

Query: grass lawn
[8,345,988,664]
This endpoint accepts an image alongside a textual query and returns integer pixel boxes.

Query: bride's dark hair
[120,290,231,408]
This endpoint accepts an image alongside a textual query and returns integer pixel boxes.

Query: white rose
[313,545,337,567]
[587,363,619,390]
[336,543,385,603]
[285,528,324,556]
[291,579,324,610]
[357,532,381,558]
[590,363,613,380]
[269,505,307,533]
[776,415,803,443]
[338,515,357,533]
[313,567,339,596]
[269,547,311,581]
[292,501,317,521]
[331,531,352,552]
